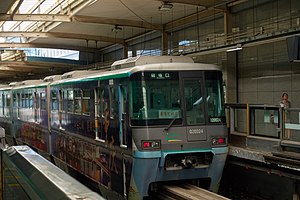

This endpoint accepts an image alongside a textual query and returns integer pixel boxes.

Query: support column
[161,29,168,55]
[123,42,128,59]
[226,51,238,103]
[224,6,233,36]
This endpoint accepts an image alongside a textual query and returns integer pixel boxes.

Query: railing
[226,103,300,152]
[168,14,300,56]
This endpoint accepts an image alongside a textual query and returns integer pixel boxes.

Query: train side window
[40,92,46,110]
[21,93,26,108]
[62,89,67,112]
[26,93,29,108]
[35,92,39,109]
[74,89,82,114]
[1,94,4,115]
[13,94,17,108]
[17,93,20,117]
[99,85,110,117]
[51,90,58,111]
[82,89,90,116]
[6,94,11,107]
[184,80,205,125]
[119,84,128,147]
[67,89,74,113]
[110,86,119,120]
[28,93,33,109]
[34,92,38,122]
[7,93,11,116]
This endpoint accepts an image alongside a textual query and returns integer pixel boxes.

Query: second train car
[0,56,228,199]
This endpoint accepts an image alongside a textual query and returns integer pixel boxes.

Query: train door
[118,83,128,197]
[181,72,208,141]
[34,92,38,123]
[119,84,128,148]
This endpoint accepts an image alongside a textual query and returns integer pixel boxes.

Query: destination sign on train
[150,73,171,79]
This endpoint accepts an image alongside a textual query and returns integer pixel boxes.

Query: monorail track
[151,184,230,200]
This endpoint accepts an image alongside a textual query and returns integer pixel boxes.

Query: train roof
[61,70,95,80]
[111,55,194,69]
[7,75,62,90]
[13,79,44,90]
[43,75,62,82]
[0,84,11,91]
[51,56,221,85]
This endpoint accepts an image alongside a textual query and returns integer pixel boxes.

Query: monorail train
[0,56,228,199]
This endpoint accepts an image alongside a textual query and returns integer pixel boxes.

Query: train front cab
[128,69,228,199]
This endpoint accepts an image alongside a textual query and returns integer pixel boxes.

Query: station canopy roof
[0,0,240,82]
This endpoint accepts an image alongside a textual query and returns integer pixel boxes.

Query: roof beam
[156,0,213,8]
[0,31,125,44]
[0,14,163,30]
[10,0,24,18]
[71,15,163,30]
[0,62,57,70]
[1,61,82,69]
[0,43,97,52]
[0,14,70,22]
[164,8,223,31]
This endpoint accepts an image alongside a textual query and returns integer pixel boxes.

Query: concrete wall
[238,40,300,107]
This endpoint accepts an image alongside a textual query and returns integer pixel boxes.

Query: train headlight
[211,137,226,146]
[142,140,161,150]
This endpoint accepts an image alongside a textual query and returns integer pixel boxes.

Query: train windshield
[130,71,225,126]
[130,72,182,126]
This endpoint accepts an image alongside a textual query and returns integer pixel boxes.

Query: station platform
[0,145,104,200]
[226,104,300,179]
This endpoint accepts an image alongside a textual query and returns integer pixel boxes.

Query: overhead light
[226,44,243,52]
[159,1,173,11]
[112,25,122,33]
[88,0,98,7]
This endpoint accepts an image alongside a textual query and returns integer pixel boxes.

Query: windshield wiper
[164,118,177,132]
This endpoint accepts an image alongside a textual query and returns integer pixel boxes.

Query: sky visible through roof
[1,0,79,60]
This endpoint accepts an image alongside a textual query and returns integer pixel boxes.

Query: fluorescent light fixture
[88,0,98,7]
[226,47,242,52]
[226,44,243,52]
[159,2,173,11]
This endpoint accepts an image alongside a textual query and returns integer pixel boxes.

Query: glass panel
[28,93,33,109]
[74,89,81,114]
[51,91,58,111]
[1,94,4,115]
[40,92,46,110]
[74,100,81,114]
[110,86,118,119]
[120,85,128,145]
[254,109,279,138]
[25,93,29,108]
[184,80,205,125]
[205,71,225,123]
[82,99,90,115]
[21,94,26,108]
[13,94,17,108]
[82,89,90,115]
[0,94,3,109]
[99,85,110,116]
[5,94,10,107]
[284,109,300,141]
[130,72,181,126]
[67,90,74,113]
